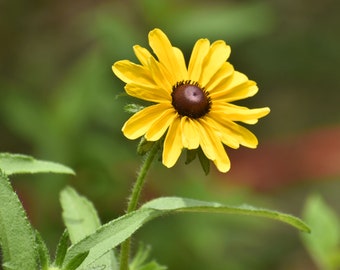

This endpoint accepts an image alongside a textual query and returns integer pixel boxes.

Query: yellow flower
[112,28,270,173]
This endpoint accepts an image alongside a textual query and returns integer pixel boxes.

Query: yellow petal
[180,117,200,149]
[122,103,171,139]
[205,62,234,93]
[198,119,231,172]
[173,47,188,81]
[112,60,154,86]
[148,57,173,94]
[133,45,154,67]
[212,154,231,173]
[209,113,259,148]
[210,72,258,102]
[229,122,258,148]
[226,70,249,87]
[163,118,183,168]
[200,41,231,87]
[209,71,246,94]
[240,119,259,125]
[212,103,271,124]
[203,115,240,149]
[195,120,216,160]
[148,29,184,82]
[221,82,258,102]
[145,108,177,141]
[188,38,210,82]
[125,83,170,103]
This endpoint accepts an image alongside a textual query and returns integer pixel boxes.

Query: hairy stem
[119,142,159,270]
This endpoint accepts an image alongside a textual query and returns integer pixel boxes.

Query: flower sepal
[185,148,210,175]
[137,137,156,156]
[124,104,145,114]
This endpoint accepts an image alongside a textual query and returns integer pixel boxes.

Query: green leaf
[0,153,74,176]
[83,251,118,270]
[302,194,340,270]
[0,170,38,270]
[34,230,51,270]
[63,209,157,267]
[142,197,310,232]
[60,186,118,270]
[54,230,69,268]
[63,251,89,270]
[63,196,310,267]
[60,187,101,244]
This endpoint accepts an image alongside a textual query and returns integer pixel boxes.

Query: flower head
[112,28,270,173]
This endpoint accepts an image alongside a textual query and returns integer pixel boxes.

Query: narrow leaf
[54,230,69,267]
[143,197,310,232]
[63,196,309,266]
[63,209,157,267]
[0,153,74,176]
[63,251,89,270]
[34,230,51,270]
[60,186,118,270]
[0,170,38,270]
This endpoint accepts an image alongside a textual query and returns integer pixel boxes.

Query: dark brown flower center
[171,81,211,118]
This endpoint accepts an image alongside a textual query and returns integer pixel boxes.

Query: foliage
[1,0,340,269]
[0,153,309,270]
[0,154,74,270]
[302,195,340,270]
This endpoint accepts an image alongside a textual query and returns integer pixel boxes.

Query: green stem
[119,142,159,270]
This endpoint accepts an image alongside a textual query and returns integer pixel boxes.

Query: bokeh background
[1,0,340,269]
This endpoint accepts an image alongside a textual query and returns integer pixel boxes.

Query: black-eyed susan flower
[112,28,270,173]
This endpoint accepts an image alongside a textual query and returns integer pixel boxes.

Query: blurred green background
[1,0,340,269]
